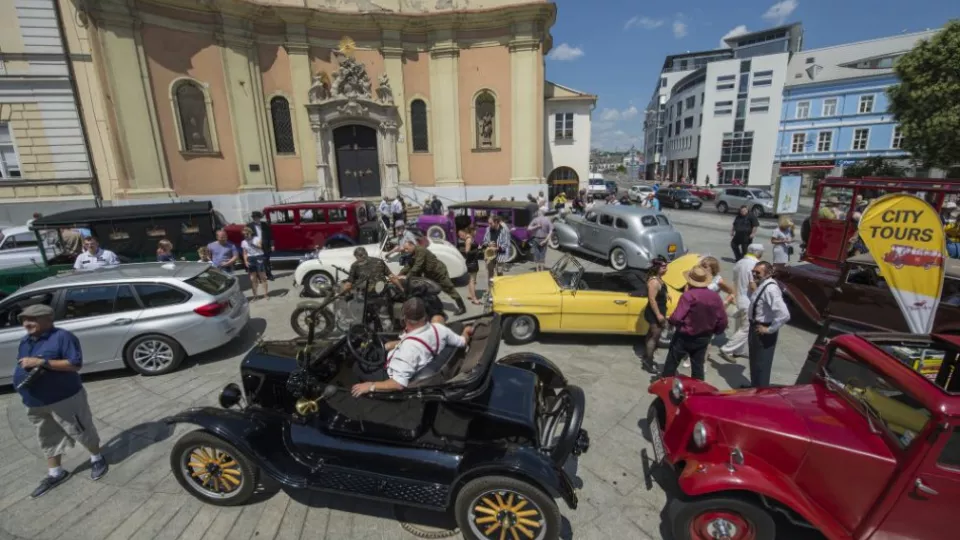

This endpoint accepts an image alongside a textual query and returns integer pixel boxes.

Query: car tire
[426,225,447,242]
[717,201,728,213]
[505,240,521,264]
[125,334,184,376]
[668,494,776,540]
[324,240,351,249]
[170,430,259,507]
[290,303,336,339]
[547,232,560,250]
[751,205,765,218]
[673,200,680,209]
[659,325,674,348]
[503,315,538,345]
[609,247,628,271]
[644,398,666,448]
[456,475,561,540]
[303,270,335,298]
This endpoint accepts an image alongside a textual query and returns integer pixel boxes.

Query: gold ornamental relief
[338,36,356,58]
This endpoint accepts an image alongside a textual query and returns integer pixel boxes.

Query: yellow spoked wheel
[457,476,559,540]
[171,430,257,506]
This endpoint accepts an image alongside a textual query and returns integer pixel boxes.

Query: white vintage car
[293,233,468,297]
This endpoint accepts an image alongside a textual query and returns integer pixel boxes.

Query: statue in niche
[329,54,372,99]
[376,73,394,104]
[478,113,494,147]
[308,72,332,103]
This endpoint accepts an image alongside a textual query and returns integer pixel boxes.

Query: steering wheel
[346,322,386,372]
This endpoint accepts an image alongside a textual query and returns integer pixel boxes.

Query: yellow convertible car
[489,253,701,344]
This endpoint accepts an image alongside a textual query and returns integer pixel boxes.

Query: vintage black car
[163,314,589,539]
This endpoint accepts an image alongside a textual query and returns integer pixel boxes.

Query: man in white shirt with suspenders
[351,298,473,396]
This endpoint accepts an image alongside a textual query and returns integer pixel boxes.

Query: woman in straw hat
[771,216,796,268]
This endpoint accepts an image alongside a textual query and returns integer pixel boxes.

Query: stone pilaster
[285,24,318,188]
[92,0,172,196]
[311,120,335,198]
[509,24,543,185]
[428,30,462,186]
[381,29,410,189]
[217,17,272,191]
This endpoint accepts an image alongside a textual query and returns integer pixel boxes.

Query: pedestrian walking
[208,230,240,273]
[156,239,175,262]
[248,211,274,280]
[526,209,553,272]
[640,256,669,372]
[746,261,790,387]
[719,244,763,362]
[379,196,392,229]
[457,225,481,305]
[391,196,404,225]
[73,237,120,271]
[730,206,759,261]
[400,239,467,315]
[771,217,796,268]
[661,266,728,380]
[241,227,268,301]
[482,215,512,282]
[12,304,108,498]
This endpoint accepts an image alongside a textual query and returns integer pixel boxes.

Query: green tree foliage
[887,21,960,169]
[842,157,905,178]
[615,165,627,173]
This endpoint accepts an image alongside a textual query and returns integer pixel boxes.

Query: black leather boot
[454,297,467,316]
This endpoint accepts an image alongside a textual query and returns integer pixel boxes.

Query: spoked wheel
[303,271,335,298]
[456,476,560,540]
[290,303,336,338]
[669,496,776,540]
[426,225,448,242]
[547,232,560,250]
[171,430,258,506]
[505,241,521,264]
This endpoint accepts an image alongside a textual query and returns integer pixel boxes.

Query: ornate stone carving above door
[306,41,401,200]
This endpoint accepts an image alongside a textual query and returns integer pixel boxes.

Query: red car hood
[687,384,897,532]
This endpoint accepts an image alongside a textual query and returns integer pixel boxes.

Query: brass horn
[484,245,498,262]
[293,384,338,417]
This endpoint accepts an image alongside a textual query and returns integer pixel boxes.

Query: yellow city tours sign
[858,194,946,334]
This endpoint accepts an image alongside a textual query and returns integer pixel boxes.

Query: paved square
[0,207,823,539]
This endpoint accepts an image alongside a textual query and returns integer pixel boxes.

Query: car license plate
[668,244,677,254]
[650,416,665,463]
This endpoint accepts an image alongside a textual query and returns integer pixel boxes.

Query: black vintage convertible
[163,314,589,539]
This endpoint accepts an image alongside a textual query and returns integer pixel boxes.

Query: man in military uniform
[399,239,467,315]
[342,247,401,293]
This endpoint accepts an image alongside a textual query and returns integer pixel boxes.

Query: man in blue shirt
[207,229,240,273]
[12,304,108,498]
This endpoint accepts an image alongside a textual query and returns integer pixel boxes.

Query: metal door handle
[111,318,133,326]
[614,300,628,305]
[915,478,938,496]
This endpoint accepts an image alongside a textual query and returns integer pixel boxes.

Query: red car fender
[677,456,851,540]
[648,376,719,425]
[779,280,822,324]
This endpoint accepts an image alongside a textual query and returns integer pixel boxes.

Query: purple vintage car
[416,200,538,263]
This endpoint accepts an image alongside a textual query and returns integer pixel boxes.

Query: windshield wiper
[822,367,882,434]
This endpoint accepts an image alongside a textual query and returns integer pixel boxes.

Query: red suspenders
[385,324,440,369]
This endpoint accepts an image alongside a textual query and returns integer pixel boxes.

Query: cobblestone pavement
[0,209,823,540]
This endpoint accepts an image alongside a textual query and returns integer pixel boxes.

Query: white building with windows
[544,81,597,198]
[775,29,940,183]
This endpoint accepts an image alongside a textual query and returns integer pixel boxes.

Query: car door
[266,208,298,252]
[830,264,906,332]
[578,210,601,252]
[559,288,629,332]
[299,207,332,250]
[0,289,60,385]
[55,284,142,369]
[594,212,616,255]
[875,424,960,539]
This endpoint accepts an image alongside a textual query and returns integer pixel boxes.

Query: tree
[615,165,627,174]
[842,157,905,178]
[887,20,960,170]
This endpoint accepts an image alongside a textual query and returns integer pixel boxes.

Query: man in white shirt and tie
[746,261,790,387]
[719,243,763,362]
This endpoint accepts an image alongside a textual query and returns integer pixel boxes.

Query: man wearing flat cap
[11,304,108,498]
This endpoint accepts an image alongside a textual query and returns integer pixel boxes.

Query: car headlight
[671,378,684,401]
[692,421,709,448]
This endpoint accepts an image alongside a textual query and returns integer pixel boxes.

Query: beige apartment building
[30,0,561,221]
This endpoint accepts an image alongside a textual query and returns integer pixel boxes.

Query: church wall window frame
[471,89,501,152]
[169,77,220,155]
[407,95,431,154]
[267,93,297,156]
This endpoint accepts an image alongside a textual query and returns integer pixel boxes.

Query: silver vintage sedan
[0,263,250,385]
[548,205,687,270]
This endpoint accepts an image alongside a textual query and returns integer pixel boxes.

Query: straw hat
[683,266,712,288]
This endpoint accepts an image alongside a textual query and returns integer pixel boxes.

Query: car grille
[307,465,449,507]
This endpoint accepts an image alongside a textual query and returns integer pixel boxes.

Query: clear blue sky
[544,0,957,152]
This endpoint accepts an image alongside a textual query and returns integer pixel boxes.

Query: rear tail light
[194,301,229,317]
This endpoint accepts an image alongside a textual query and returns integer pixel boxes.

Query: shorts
[247,255,266,273]
[27,389,100,458]
[530,239,548,263]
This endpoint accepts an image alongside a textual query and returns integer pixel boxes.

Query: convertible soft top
[449,201,537,211]
[31,201,214,227]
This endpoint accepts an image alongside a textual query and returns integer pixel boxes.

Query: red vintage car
[668,183,717,201]
[224,200,379,261]
[883,245,944,270]
[647,332,960,540]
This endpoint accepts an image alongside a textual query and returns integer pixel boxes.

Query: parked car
[0,202,225,296]
[0,225,59,271]
[163,313,590,540]
[628,185,654,202]
[587,177,608,200]
[549,205,686,270]
[647,331,960,540]
[668,183,717,201]
[714,186,775,217]
[776,253,960,334]
[416,200,537,263]
[293,227,467,297]
[0,263,249,385]
[656,188,703,210]
[604,180,619,197]
[225,200,380,262]
[489,253,699,345]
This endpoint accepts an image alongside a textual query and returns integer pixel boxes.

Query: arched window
[173,81,213,152]
[410,99,429,152]
[269,96,296,154]
[474,91,496,149]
